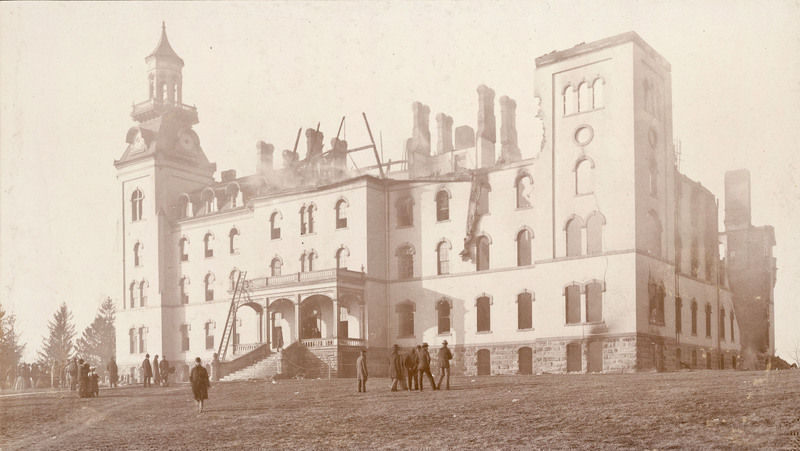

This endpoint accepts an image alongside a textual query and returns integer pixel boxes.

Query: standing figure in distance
[89,366,100,397]
[437,340,453,390]
[141,354,152,388]
[152,355,161,387]
[107,356,118,388]
[67,357,78,391]
[417,343,437,391]
[388,344,403,392]
[405,346,420,390]
[159,355,170,387]
[189,357,211,413]
[356,348,368,393]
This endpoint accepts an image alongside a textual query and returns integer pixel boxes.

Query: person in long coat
[356,348,368,393]
[142,354,152,388]
[152,355,161,387]
[417,343,437,391]
[107,356,118,388]
[189,357,211,412]
[388,345,404,392]
[67,358,78,391]
[159,356,170,387]
[78,361,90,398]
[405,346,420,390]
[436,340,453,390]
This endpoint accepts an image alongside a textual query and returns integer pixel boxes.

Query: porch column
[265,299,270,349]
[333,298,339,339]
[361,301,367,340]
[295,295,301,342]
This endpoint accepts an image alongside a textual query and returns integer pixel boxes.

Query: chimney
[256,141,274,173]
[305,128,324,160]
[724,169,751,231]
[221,169,237,182]
[454,125,475,150]
[499,95,521,163]
[476,84,496,168]
[410,101,431,156]
[436,113,454,154]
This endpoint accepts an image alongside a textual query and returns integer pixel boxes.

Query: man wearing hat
[404,345,420,390]
[437,340,453,390]
[388,344,404,391]
[356,348,369,393]
[141,354,152,388]
[417,343,437,391]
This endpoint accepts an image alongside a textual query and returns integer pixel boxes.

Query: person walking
[356,348,368,393]
[405,346,419,390]
[107,356,118,388]
[189,357,211,413]
[417,343,437,391]
[159,356,170,387]
[436,340,453,390]
[388,345,404,392]
[152,355,162,387]
[142,354,153,388]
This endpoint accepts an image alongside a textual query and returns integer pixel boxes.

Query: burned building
[114,28,775,379]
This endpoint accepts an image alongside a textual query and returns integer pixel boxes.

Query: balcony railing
[248,268,365,290]
[232,342,262,355]
[301,337,366,348]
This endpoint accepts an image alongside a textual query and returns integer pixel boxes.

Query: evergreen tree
[75,297,116,368]
[0,303,26,386]
[37,302,76,367]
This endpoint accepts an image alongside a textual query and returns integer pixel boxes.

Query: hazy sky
[1,1,798,362]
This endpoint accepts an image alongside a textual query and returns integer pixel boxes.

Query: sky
[1,1,799,362]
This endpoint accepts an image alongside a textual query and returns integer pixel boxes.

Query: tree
[75,297,116,368]
[0,303,26,386]
[37,302,76,368]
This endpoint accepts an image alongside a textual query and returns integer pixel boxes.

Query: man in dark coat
[356,348,368,393]
[78,361,90,398]
[142,354,152,388]
[405,346,419,390]
[437,340,453,390]
[417,343,437,391]
[388,345,404,392]
[107,356,118,388]
[189,357,211,412]
[159,356,170,387]
[152,355,161,387]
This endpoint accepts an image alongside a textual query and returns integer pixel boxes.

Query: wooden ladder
[217,270,247,361]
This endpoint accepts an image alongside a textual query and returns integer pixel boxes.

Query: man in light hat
[388,344,404,391]
[437,340,453,390]
[356,348,368,393]
[417,343,437,391]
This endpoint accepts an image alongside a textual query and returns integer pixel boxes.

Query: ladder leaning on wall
[217,270,247,362]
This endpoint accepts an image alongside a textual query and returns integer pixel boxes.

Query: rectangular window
[675,297,682,333]
[517,293,532,330]
[566,342,581,373]
[476,296,491,332]
[138,327,147,354]
[181,325,190,352]
[205,323,215,350]
[129,329,136,354]
[585,283,602,323]
[565,285,581,324]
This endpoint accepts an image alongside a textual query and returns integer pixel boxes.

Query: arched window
[435,190,450,222]
[436,240,451,275]
[730,311,735,342]
[593,78,604,109]
[229,228,239,254]
[705,304,712,338]
[577,82,590,112]
[131,189,144,221]
[396,245,414,279]
[565,216,584,257]
[226,184,240,209]
[719,307,726,340]
[307,204,315,234]
[134,242,143,267]
[139,280,148,307]
[477,183,491,215]
[649,280,665,325]
[515,174,533,208]
[335,247,349,270]
[204,233,214,258]
[139,326,147,354]
[516,229,532,266]
[586,213,605,255]
[563,85,575,116]
[565,284,581,324]
[300,253,307,273]
[229,270,239,292]
[129,282,137,309]
[178,193,192,219]
[575,158,594,195]
[270,211,281,240]
[201,189,215,214]
[180,277,189,304]
[204,273,214,301]
[205,322,215,350]
[517,292,533,330]
[271,257,282,277]
[335,199,348,229]
[396,197,414,227]
[476,296,491,332]
[308,251,316,272]
[476,236,490,271]
[161,83,168,102]
[586,281,603,323]
[179,237,189,262]
[180,324,190,352]
[396,302,415,337]
[437,298,451,334]
[691,300,698,335]
[129,328,136,354]
[646,211,662,257]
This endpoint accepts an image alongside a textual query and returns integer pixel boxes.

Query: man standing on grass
[107,356,118,388]
[356,348,368,393]
[437,340,453,390]
[417,343,437,391]
[153,355,162,387]
[388,344,404,391]
[405,346,419,390]
[189,357,211,413]
[67,358,78,391]
[159,356,170,387]
[142,354,152,388]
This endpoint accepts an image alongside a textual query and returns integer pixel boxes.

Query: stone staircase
[220,352,282,381]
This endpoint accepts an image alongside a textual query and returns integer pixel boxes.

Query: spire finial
[162,21,166,30]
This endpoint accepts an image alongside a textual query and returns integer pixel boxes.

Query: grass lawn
[1,370,799,450]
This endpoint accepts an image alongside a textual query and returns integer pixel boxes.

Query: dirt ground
[1,370,798,450]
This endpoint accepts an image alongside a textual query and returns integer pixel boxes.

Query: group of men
[140,353,173,387]
[356,340,453,392]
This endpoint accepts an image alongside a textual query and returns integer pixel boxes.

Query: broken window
[397,245,414,279]
[437,299,451,334]
[477,183,491,215]
[307,204,315,234]
[436,190,450,222]
[335,199,348,229]
[515,174,533,208]
[516,229,532,266]
[476,296,491,332]
[229,228,239,254]
[299,206,307,235]
[134,242,143,267]
[517,292,533,330]
[565,284,581,324]
[180,277,189,304]
[204,273,214,301]
[205,322,215,350]
[396,197,414,227]
[396,302,415,337]
[270,211,281,240]
[648,280,665,325]
[476,236,490,271]
[204,233,214,258]
[179,237,189,262]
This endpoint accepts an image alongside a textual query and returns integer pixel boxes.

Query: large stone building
[114,28,775,380]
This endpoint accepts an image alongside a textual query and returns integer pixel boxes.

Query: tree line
[1,297,116,386]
